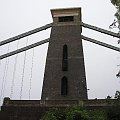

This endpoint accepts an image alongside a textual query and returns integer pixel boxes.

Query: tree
[106,91,120,120]
[114,90,120,99]
[110,0,120,28]
[110,0,120,76]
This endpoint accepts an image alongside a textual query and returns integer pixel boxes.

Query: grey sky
[0,0,120,105]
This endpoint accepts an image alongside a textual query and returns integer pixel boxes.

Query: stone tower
[41,8,88,100]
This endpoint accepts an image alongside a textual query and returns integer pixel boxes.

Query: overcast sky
[0,0,120,105]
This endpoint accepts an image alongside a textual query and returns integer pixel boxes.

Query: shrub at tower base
[41,106,106,120]
[40,104,120,120]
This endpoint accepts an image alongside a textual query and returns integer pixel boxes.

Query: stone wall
[0,97,119,120]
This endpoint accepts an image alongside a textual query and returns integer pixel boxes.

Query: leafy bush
[106,102,120,120]
[41,106,105,120]
[65,107,90,120]
[41,112,57,120]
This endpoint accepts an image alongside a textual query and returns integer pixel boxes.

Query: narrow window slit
[62,45,68,71]
[61,76,68,96]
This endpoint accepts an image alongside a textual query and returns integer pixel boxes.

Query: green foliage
[41,112,57,120]
[106,105,120,120]
[105,91,120,120]
[111,0,120,6]
[105,95,114,105]
[41,108,66,120]
[106,95,112,99]
[41,91,120,120]
[41,106,105,120]
[89,110,106,120]
[65,107,90,120]
[114,90,120,99]
[111,0,120,26]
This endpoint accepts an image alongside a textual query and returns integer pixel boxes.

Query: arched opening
[62,45,68,71]
[61,76,68,96]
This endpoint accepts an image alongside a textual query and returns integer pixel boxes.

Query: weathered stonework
[0,7,89,120]
[1,97,120,120]
[41,8,88,100]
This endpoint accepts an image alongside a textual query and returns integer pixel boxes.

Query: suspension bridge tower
[41,8,88,100]
[1,7,120,120]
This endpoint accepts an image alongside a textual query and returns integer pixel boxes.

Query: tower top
[51,7,81,24]
[51,7,81,17]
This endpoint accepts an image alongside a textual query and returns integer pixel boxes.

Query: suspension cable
[0,38,49,60]
[0,23,52,46]
[20,37,28,100]
[0,60,1,82]
[0,60,1,73]
[0,43,10,104]
[0,44,2,77]
[0,60,7,105]
[29,48,34,100]
[2,57,9,98]
[10,40,19,99]
[81,22,120,38]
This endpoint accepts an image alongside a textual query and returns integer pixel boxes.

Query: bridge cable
[0,22,119,47]
[81,22,120,38]
[29,48,34,100]
[0,38,49,60]
[0,60,1,104]
[2,44,10,100]
[0,59,1,73]
[0,23,52,46]
[20,38,28,100]
[0,43,10,104]
[10,40,19,99]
